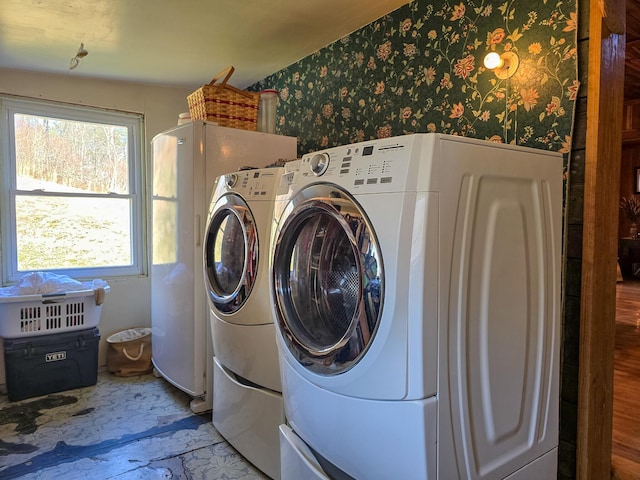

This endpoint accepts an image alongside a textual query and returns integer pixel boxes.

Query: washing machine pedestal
[212,357,284,480]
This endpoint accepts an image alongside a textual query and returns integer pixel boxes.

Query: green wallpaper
[251,0,578,156]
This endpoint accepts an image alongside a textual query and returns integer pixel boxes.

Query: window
[0,97,145,282]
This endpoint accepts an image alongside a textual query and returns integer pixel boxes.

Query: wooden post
[578,0,626,477]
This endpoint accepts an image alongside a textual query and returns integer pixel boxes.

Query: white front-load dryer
[204,166,286,479]
[270,134,562,479]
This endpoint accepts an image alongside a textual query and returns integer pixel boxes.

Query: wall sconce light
[69,43,89,70]
[483,51,519,79]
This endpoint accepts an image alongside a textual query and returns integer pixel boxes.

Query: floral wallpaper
[251,0,578,157]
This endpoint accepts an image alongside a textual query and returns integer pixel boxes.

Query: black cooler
[4,327,100,401]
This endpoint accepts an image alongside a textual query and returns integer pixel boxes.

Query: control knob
[225,173,238,188]
[310,152,330,176]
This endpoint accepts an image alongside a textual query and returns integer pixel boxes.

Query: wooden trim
[578,0,626,477]
[622,130,640,143]
[622,101,640,142]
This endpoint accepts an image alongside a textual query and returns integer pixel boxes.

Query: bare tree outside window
[1,98,144,281]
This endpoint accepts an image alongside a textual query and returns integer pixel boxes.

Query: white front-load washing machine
[204,166,286,479]
[270,133,562,479]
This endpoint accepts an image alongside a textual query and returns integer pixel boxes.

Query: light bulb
[484,52,503,70]
[483,51,519,79]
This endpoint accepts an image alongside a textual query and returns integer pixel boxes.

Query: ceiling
[0,0,412,90]
[4,0,639,100]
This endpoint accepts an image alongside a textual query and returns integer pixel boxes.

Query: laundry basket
[106,327,152,377]
[0,288,108,338]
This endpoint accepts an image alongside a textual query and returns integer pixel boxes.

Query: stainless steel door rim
[204,193,258,314]
[272,183,383,375]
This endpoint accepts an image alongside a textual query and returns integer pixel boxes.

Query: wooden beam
[578,0,626,477]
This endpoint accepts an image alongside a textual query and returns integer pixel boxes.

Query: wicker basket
[187,66,259,130]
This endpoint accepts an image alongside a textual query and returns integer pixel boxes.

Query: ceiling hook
[69,43,88,70]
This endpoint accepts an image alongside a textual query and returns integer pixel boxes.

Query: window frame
[0,96,147,283]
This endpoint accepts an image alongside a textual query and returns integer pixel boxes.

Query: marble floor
[0,371,269,480]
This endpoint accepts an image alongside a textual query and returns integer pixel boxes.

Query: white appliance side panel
[151,123,204,396]
[213,357,284,480]
[406,191,439,400]
[444,144,561,479]
[211,316,282,392]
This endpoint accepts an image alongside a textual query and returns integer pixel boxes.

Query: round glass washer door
[204,193,258,314]
[272,183,383,375]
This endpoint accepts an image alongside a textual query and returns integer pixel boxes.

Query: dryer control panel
[299,135,428,193]
[220,168,282,199]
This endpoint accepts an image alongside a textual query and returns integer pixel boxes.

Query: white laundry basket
[0,288,108,338]
[106,327,152,377]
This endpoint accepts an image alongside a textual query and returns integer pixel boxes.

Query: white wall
[0,68,195,385]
